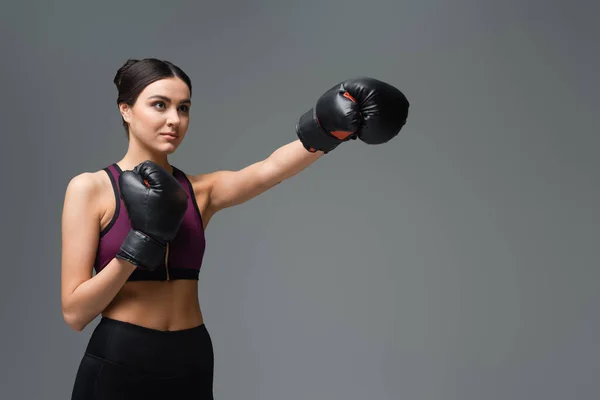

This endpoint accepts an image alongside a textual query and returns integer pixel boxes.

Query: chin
[149,142,178,155]
[162,145,179,155]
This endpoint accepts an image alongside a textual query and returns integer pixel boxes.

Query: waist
[103,280,203,331]
[85,317,212,377]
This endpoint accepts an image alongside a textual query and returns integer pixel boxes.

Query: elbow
[63,313,84,332]
[62,308,87,332]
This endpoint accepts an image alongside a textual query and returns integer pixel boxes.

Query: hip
[85,316,213,377]
[72,317,214,399]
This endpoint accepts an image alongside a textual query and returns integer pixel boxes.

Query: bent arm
[62,258,135,332]
[61,173,135,331]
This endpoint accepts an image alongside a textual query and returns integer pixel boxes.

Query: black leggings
[71,317,214,399]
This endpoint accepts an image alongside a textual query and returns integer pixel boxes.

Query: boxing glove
[296,77,410,153]
[116,161,189,271]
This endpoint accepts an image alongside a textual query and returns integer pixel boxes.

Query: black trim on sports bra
[174,166,205,230]
[99,166,120,238]
[128,268,200,281]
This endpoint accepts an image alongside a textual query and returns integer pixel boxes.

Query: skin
[61,76,324,332]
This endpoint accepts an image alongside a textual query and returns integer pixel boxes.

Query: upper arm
[60,173,101,314]
[205,160,279,214]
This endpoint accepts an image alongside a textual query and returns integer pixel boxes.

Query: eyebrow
[147,95,191,104]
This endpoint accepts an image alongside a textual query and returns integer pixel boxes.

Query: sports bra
[93,163,206,281]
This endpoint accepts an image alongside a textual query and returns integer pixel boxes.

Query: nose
[166,108,180,127]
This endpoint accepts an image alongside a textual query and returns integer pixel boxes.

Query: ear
[119,103,132,123]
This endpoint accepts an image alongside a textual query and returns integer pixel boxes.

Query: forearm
[263,139,324,183]
[63,258,136,331]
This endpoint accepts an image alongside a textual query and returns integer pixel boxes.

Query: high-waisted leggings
[71,317,215,399]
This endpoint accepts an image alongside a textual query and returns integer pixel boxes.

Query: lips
[160,132,178,138]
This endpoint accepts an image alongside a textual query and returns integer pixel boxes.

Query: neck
[117,142,172,174]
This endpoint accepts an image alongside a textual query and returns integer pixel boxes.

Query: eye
[178,105,190,113]
[152,101,166,110]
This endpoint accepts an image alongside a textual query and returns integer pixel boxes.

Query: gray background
[2,0,599,399]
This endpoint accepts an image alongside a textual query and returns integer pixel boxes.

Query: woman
[61,58,409,399]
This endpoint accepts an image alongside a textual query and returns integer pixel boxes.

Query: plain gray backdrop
[2,0,599,399]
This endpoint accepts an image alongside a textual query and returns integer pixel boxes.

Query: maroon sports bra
[93,163,206,281]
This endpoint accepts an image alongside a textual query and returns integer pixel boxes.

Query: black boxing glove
[296,77,410,153]
[116,161,188,271]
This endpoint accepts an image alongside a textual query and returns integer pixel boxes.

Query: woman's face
[121,77,191,154]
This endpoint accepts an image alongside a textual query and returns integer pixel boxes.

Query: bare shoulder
[64,171,101,202]
[186,171,214,191]
[64,169,111,203]
[63,169,114,222]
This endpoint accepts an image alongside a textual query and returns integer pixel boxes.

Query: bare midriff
[102,279,204,331]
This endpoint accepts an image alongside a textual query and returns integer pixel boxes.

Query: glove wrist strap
[296,108,342,154]
[116,229,166,271]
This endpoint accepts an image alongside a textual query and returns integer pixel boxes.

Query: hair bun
[113,58,140,88]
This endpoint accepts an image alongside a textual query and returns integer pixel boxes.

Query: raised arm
[205,139,322,213]
[204,76,409,216]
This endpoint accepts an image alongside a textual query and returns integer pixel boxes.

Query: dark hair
[113,58,192,136]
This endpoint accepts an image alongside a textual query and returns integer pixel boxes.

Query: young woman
[61,58,409,399]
